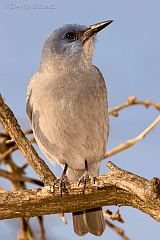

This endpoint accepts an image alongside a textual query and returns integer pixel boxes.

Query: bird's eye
[65,32,76,40]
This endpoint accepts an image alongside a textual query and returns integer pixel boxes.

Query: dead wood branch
[0,162,159,222]
[109,96,160,117]
[105,115,160,158]
[105,219,129,240]
[0,95,55,184]
[0,169,43,186]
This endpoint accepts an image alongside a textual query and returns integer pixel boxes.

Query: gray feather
[73,208,105,236]
[73,211,88,236]
[26,91,33,124]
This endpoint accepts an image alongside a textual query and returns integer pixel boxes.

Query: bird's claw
[53,173,70,197]
[78,171,96,195]
[44,163,69,197]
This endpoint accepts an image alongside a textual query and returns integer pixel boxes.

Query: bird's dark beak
[82,20,113,43]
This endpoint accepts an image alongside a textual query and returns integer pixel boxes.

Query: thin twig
[109,96,160,117]
[18,218,35,240]
[104,209,124,223]
[59,213,67,224]
[0,132,10,138]
[37,216,46,240]
[0,169,43,186]
[23,129,33,135]
[105,219,129,240]
[0,138,36,161]
[20,163,29,171]
[105,115,160,158]
[0,145,17,161]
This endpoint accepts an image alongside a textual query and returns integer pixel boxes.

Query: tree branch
[0,162,159,222]
[105,115,160,158]
[0,95,55,184]
[0,169,43,186]
[105,219,129,240]
[109,96,160,117]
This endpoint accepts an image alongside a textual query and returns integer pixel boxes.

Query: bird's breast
[30,68,108,169]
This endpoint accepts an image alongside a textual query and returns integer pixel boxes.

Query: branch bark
[0,162,159,222]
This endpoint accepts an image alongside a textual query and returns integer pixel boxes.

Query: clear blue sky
[0,0,160,239]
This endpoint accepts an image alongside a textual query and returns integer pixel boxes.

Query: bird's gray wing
[93,65,109,139]
[26,90,33,124]
[93,65,107,92]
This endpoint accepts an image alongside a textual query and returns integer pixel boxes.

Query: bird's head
[40,20,113,70]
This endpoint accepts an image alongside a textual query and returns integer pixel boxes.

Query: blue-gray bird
[26,20,112,236]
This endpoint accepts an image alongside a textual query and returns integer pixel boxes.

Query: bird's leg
[53,163,69,197]
[78,160,96,195]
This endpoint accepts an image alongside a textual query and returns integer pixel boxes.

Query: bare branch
[104,209,124,223]
[0,162,159,222]
[17,218,34,240]
[109,96,160,117]
[23,129,33,135]
[105,115,160,158]
[105,219,129,240]
[0,169,43,186]
[0,145,17,161]
[37,216,46,240]
[0,95,55,184]
[59,213,67,224]
[0,137,36,161]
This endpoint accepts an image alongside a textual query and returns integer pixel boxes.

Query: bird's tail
[66,165,105,236]
[72,207,105,236]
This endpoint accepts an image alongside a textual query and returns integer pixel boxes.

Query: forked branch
[0,161,159,221]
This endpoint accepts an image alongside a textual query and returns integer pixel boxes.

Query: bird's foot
[44,163,69,197]
[78,160,96,195]
[54,174,69,197]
